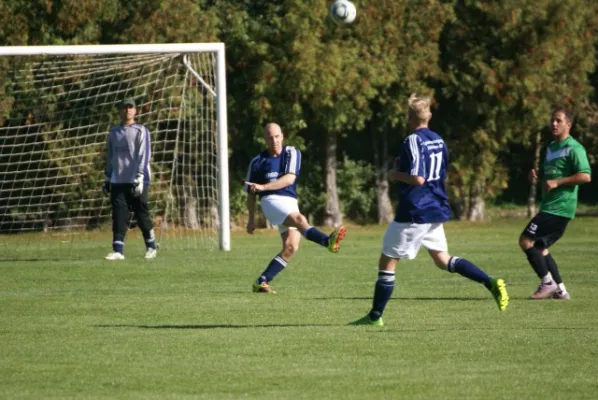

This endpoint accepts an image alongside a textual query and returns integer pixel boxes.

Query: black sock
[524,247,549,280]
[544,254,562,284]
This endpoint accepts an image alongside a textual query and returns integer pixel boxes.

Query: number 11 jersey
[394,127,451,224]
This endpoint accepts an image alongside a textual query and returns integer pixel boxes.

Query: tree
[437,0,598,220]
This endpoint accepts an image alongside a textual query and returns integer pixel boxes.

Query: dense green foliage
[1,0,597,225]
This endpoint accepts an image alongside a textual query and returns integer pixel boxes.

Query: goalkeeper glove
[102,179,111,196]
[132,173,144,197]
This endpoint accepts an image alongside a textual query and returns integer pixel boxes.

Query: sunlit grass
[1,217,597,399]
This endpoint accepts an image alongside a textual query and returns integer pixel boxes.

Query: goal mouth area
[0,44,230,258]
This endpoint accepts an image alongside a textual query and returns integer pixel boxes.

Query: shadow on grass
[311,295,538,301]
[311,296,490,301]
[94,323,336,330]
[94,323,594,332]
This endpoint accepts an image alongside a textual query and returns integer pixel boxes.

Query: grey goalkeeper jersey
[105,123,151,184]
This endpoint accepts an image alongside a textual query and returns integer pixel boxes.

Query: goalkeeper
[103,98,157,260]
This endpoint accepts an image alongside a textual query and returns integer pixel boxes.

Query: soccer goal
[0,43,230,259]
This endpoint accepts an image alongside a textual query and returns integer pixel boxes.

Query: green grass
[2,218,598,399]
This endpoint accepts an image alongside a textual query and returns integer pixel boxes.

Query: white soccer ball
[330,0,357,25]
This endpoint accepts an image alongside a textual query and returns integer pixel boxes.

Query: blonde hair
[408,93,431,125]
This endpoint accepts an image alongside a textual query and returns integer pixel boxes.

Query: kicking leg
[428,250,509,312]
[283,212,346,253]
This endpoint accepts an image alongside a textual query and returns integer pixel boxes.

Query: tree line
[1,0,597,227]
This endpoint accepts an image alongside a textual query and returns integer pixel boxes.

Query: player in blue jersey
[245,123,346,294]
[103,98,157,260]
[350,94,509,326]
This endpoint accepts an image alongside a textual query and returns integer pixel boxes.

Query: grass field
[2,218,598,399]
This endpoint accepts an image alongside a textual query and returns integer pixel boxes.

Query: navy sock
[369,270,395,321]
[257,255,287,283]
[112,240,124,254]
[448,257,491,289]
[303,226,329,247]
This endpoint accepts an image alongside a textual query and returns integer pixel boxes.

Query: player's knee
[429,251,450,270]
[293,213,308,227]
[540,248,549,256]
[519,235,533,250]
[282,242,299,258]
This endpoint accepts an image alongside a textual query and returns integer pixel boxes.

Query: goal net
[0,44,230,259]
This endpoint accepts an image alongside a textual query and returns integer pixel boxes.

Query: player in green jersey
[519,107,591,300]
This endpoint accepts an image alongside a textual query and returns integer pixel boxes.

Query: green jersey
[540,136,591,219]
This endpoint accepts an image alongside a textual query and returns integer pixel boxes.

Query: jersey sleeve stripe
[244,155,260,192]
[286,146,299,174]
[408,134,420,176]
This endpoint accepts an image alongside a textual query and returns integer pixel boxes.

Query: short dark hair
[552,107,574,124]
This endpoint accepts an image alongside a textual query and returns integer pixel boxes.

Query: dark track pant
[110,183,154,244]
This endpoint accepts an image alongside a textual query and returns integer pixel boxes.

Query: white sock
[541,272,553,284]
[558,283,567,293]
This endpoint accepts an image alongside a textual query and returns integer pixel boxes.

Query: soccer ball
[329,0,357,25]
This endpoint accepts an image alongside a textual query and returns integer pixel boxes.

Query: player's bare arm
[544,172,591,192]
[246,192,257,234]
[245,173,297,193]
[387,170,425,186]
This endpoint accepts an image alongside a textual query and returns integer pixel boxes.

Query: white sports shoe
[144,248,157,259]
[105,252,125,261]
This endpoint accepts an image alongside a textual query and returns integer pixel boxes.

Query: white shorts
[382,221,448,260]
[261,195,300,233]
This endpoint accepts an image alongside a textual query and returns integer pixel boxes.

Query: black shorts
[521,212,570,249]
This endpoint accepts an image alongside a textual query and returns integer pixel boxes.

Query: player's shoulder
[283,145,300,154]
[131,122,149,132]
[419,127,443,141]
[250,151,267,165]
[403,133,422,144]
[550,137,586,152]
[567,136,586,149]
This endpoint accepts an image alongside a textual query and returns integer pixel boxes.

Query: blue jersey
[394,127,451,223]
[245,145,301,199]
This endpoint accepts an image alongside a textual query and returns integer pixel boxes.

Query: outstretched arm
[245,173,297,193]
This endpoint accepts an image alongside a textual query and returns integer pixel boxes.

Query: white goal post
[0,43,230,257]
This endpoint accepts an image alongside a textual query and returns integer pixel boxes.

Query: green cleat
[490,278,509,312]
[349,314,384,327]
[252,282,276,294]
[327,225,346,253]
